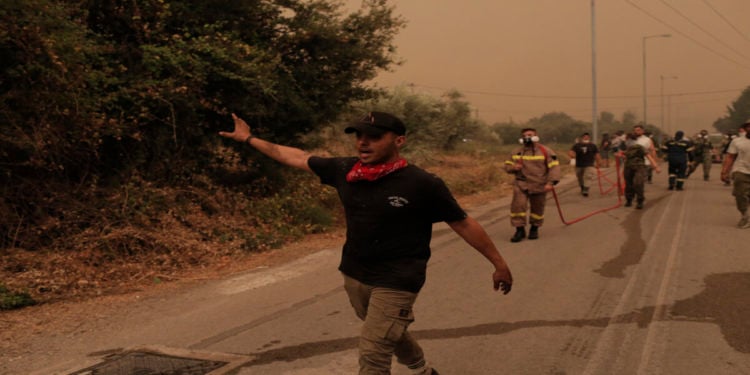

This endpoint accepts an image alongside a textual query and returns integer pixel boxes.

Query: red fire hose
[551,156,623,225]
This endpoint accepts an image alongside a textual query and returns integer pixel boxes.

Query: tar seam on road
[636,189,688,374]
[188,287,342,350]
[581,188,676,375]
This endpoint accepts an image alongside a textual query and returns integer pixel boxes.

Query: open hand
[218,113,251,142]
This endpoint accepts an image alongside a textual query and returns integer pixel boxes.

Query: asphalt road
[9,168,750,375]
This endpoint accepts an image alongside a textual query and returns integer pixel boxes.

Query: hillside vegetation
[3,140,570,308]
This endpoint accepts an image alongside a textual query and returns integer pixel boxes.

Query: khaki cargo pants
[343,275,431,375]
[733,172,750,214]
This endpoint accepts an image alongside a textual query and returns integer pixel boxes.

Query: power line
[478,95,733,116]
[701,0,750,46]
[658,0,750,63]
[624,0,750,71]
[409,83,742,100]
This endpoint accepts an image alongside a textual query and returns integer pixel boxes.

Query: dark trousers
[668,160,687,189]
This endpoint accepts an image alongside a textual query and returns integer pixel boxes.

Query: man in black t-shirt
[568,132,601,197]
[220,111,513,375]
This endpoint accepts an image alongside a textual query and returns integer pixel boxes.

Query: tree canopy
[713,86,750,134]
[0,0,404,250]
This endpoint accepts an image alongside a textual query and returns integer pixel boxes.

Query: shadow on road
[241,272,749,369]
[593,194,668,278]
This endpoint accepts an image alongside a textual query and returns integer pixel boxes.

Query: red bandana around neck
[346,158,408,182]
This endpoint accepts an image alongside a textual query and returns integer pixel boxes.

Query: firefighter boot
[527,225,540,240]
[511,227,526,243]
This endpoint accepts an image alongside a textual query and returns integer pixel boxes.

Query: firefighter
[504,128,561,242]
[661,130,694,190]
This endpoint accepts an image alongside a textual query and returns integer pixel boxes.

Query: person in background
[620,131,661,209]
[720,120,750,229]
[688,129,714,181]
[504,128,561,242]
[219,111,512,375]
[610,130,627,167]
[599,133,611,168]
[610,130,626,151]
[720,132,738,185]
[645,130,658,183]
[661,130,693,191]
[568,132,602,197]
[633,126,657,184]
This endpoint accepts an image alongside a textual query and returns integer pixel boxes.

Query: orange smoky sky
[345,0,750,136]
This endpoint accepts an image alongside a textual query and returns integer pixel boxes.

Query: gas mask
[519,135,540,145]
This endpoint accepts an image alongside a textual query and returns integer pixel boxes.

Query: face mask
[582,139,590,144]
[519,135,540,144]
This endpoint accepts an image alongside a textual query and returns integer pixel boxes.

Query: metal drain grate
[70,351,227,375]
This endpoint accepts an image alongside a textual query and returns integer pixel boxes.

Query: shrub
[0,284,36,310]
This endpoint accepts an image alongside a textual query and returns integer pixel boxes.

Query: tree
[355,85,480,151]
[622,110,638,128]
[0,0,405,250]
[712,86,750,134]
[599,111,615,126]
[526,112,587,144]
[491,122,523,145]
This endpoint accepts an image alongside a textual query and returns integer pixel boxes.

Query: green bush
[0,284,36,310]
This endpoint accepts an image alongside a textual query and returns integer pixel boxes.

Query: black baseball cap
[344,112,406,136]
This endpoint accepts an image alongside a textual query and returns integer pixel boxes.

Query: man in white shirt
[634,125,656,167]
[721,120,750,229]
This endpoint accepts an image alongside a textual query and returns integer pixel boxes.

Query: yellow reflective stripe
[512,155,546,161]
[505,161,515,165]
[510,212,527,218]
[530,213,544,220]
[548,160,560,168]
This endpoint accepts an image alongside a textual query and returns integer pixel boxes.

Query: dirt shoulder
[0,176,512,359]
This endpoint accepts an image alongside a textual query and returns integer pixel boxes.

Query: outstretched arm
[219,114,312,172]
[447,216,513,294]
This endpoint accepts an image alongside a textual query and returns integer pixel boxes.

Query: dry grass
[0,146,538,309]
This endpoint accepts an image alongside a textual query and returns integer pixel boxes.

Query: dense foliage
[1,0,404,251]
[713,86,750,134]
[490,109,659,145]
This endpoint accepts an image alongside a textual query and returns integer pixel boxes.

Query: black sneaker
[668,186,674,190]
[624,200,632,207]
[431,369,440,375]
[511,227,526,243]
[636,202,644,209]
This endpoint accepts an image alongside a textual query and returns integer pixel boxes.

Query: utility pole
[642,34,671,127]
[591,0,598,143]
